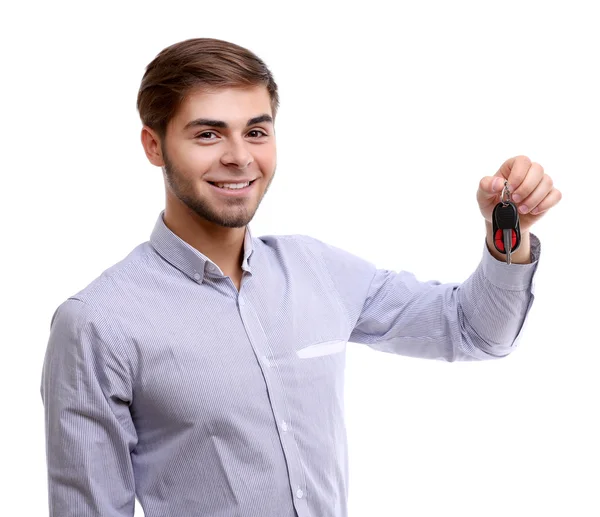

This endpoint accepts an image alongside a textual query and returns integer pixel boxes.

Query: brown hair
[136,37,280,142]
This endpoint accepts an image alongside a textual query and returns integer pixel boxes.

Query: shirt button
[193,273,201,281]
[281,421,288,432]
[296,488,304,499]
[264,356,271,367]
[238,296,245,306]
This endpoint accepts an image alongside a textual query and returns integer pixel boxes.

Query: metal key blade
[503,228,512,264]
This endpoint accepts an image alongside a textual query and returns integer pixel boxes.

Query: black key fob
[492,201,521,255]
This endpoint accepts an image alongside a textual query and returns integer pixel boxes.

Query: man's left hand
[477,155,562,233]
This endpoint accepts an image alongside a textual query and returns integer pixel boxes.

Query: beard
[161,144,275,229]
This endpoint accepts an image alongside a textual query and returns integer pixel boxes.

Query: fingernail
[512,194,522,202]
[518,204,529,213]
[492,178,501,192]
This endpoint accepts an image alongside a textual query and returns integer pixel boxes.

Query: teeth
[215,181,250,189]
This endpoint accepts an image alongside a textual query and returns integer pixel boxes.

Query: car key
[492,180,521,264]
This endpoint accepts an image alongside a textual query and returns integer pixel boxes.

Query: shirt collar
[149,209,254,284]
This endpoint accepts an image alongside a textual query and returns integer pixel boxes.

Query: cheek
[178,143,216,170]
[255,145,277,171]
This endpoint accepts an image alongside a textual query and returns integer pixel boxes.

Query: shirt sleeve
[40,297,138,516]
[305,232,541,362]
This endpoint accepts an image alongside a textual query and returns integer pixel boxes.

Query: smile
[207,179,256,196]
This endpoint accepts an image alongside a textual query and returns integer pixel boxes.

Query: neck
[163,204,246,275]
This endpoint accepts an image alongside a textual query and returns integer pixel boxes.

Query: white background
[2,0,598,515]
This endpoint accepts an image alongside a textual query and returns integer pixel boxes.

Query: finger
[515,174,553,213]
[496,155,532,192]
[511,163,545,203]
[530,187,563,215]
[506,155,533,192]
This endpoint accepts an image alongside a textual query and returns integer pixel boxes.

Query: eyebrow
[183,113,273,131]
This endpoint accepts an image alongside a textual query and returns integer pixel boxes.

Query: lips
[207,179,256,185]
[207,179,257,196]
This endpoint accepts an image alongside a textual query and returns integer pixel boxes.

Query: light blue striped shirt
[40,209,541,517]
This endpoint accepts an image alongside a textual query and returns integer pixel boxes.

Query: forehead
[175,85,272,128]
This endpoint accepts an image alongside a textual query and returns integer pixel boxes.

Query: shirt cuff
[481,232,541,291]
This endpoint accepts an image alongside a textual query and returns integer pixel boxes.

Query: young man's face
[157,85,277,228]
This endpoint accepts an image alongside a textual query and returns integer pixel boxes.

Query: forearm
[454,231,539,356]
[485,220,531,264]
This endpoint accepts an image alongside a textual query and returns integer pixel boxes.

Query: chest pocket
[296,338,347,358]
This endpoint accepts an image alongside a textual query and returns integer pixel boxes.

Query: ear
[141,126,165,167]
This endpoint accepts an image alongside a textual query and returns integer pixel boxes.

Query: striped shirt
[40,209,541,517]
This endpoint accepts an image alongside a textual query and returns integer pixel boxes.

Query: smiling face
[152,85,277,229]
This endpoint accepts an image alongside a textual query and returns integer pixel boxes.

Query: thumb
[478,175,503,198]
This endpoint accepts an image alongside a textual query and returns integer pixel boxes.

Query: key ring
[500,180,511,206]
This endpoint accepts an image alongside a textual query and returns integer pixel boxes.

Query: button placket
[234,288,307,508]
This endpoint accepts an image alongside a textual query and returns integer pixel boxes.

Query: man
[40,37,561,517]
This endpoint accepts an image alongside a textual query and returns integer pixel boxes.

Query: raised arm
[300,232,540,362]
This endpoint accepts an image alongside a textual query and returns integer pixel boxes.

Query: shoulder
[256,232,352,259]
[68,242,151,302]
[256,232,376,293]
[50,242,153,331]
[255,233,348,270]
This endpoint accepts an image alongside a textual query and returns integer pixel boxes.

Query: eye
[193,129,268,141]
[195,131,218,140]
[248,129,268,138]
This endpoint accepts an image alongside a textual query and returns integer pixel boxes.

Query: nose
[220,137,254,169]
